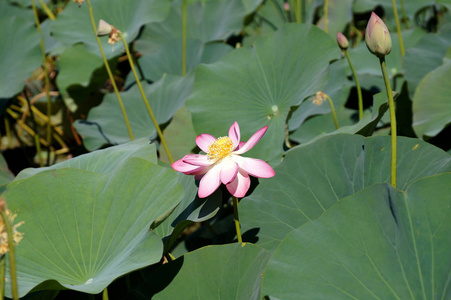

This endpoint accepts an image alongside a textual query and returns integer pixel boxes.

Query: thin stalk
[294,0,302,23]
[37,0,56,20]
[86,0,134,140]
[1,211,18,300]
[380,57,397,188]
[182,0,187,76]
[0,257,5,299]
[400,0,409,28]
[324,94,339,129]
[323,0,329,33]
[391,0,405,56]
[21,94,44,167]
[31,0,52,164]
[344,50,363,119]
[4,119,12,149]
[119,33,174,163]
[102,287,109,300]
[168,252,176,261]
[232,197,242,243]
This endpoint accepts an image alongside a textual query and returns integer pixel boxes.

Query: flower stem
[182,0,187,76]
[119,33,174,164]
[37,0,56,20]
[232,197,242,243]
[0,210,18,300]
[323,93,339,129]
[85,0,134,141]
[344,50,363,119]
[399,0,409,28]
[391,0,405,56]
[31,0,52,165]
[323,0,328,33]
[379,57,397,188]
[294,0,302,23]
[1,257,5,299]
[102,287,109,300]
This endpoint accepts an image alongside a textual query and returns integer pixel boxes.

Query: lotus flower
[365,12,392,58]
[172,122,275,198]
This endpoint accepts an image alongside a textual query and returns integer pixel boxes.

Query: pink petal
[233,126,268,155]
[219,159,239,184]
[235,141,246,151]
[233,156,275,178]
[196,134,216,153]
[198,166,221,198]
[172,159,210,175]
[226,169,251,198]
[182,154,213,166]
[228,122,241,148]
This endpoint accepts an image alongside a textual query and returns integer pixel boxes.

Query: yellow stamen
[207,137,234,161]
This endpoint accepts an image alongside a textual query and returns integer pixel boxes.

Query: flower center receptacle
[207,137,234,161]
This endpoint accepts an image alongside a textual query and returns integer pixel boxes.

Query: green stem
[31,0,52,164]
[20,95,44,167]
[380,57,397,188]
[294,0,302,23]
[391,0,405,56]
[345,50,363,119]
[119,33,174,164]
[102,287,109,300]
[37,0,56,20]
[232,197,242,243]
[324,93,339,129]
[399,0,409,28]
[323,0,328,33]
[4,119,12,149]
[0,257,5,300]
[182,0,187,76]
[168,252,176,261]
[85,0,134,141]
[1,211,18,300]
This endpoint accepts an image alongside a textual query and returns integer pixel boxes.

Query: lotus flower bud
[97,19,112,36]
[336,32,349,50]
[284,2,290,12]
[365,12,392,58]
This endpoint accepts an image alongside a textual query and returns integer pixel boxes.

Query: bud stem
[344,50,363,120]
[392,0,405,56]
[323,93,339,130]
[232,196,243,243]
[102,287,109,300]
[31,0,52,166]
[86,0,134,141]
[379,57,397,188]
[182,0,187,76]
[118,32,174,164]
[1,210,18,300]
[323,0,329,33]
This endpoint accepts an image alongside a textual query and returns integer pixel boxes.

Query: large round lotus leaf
[405,30,451,97]
[154,174,222,252]
[4,157,184,297]
[187,23,340,160]
[262,173,451,299]
[413,61,451,138]
[16,138,156,180]
[55,44,105,111]
[290,92,389,144]
[74,74,194,151]
[50,0,170,59]
[0,16,41,98]
[132,243,271,299]
[133,0,242,81]
[0,154,14,188]
[287,59,351,131]
[159,106,197,164]
[240,134,451,252]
